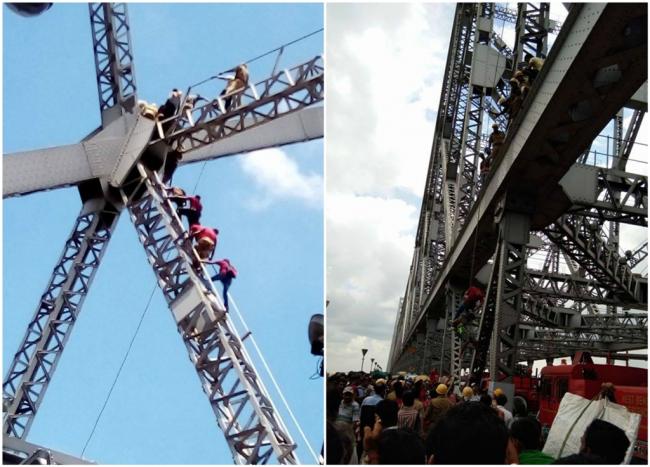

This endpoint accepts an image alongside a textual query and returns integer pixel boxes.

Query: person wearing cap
[493,389,513,428]
[423,383,454,436]
[461,386,474,402]
[337,386,360,426]
[470,383,481,402]
[337,386,360,463]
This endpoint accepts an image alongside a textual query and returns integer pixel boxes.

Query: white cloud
[326,4,455,372]
[327,193,418,371]
[240,148,323,209]
[326,3,450,198]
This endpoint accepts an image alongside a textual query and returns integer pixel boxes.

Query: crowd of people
[327,371,631,464]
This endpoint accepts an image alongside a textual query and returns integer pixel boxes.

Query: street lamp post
[370,358,375,373]
[361,348,368,372]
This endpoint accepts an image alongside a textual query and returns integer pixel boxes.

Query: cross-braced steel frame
[89,3,136,114]
[3,204,119,438]
[121,164,298,465]
[162,56,324,155]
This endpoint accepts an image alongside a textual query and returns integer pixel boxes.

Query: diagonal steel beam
[3,202,120,438]
[89,3,137,124]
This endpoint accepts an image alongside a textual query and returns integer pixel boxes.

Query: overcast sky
[325,3,645,374]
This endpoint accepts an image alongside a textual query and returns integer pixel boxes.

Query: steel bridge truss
[89,3,137,117]
[3,203,119,439]
[159,56,324,155]
[121,164,297,465]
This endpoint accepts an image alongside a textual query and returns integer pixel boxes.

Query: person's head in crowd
[402,390,416,408]
[435,383,448,397]
[428,401,508,464]
[495,393,508,407]
[462,386,474,401]
[375,399,399,428]
[479,394,493,407]
[582,419,630,464]
[394,380,404,399]
[512,396,528,418]
[378,428,426,464]
[342,386,354,404]
[374,381,387,398]
[326,421,344,464]
[327,387,342,420]
[510,416,543,452]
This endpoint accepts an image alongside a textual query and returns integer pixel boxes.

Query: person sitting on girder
[189,223,219,261]
[169,193,203,227]
[202,258,237,311]
[523,56,544,85]
[219,64,249,112]
[452,282,485,327]
[157,88,183,133]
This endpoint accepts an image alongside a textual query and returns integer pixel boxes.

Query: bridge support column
[489,205,531,383]
[447,286,464,384]
[420,317,439,374]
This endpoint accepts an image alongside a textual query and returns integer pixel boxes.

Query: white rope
[227,294,320,464]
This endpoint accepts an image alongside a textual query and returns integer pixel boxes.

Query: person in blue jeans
[203,258,237,310]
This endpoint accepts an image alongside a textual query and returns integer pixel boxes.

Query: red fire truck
[538,353,647,462]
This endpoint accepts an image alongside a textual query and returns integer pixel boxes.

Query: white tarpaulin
[542,392,641,464]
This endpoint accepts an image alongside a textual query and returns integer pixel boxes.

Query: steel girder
[162,56,324,155]
[469,246,500,385]
[544,214,642,302]
[513,3,550,64]
[523,268,635,307]
[88,3,137,120]
[488,210,531,382]
[616,109,644,171]
[493,4,561,34]
[453,4,495,240]
[3,434,95,465]
[447,287,463,381]
[3,203,119,438]
[564,166,647,227]
[121,164,297,465]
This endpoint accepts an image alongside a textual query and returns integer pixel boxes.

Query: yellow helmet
[462,387,474,398]
[436,383,448,395]
[493,387,504,397]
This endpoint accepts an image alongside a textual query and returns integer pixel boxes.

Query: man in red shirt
[189,223,218,260]
[452,283,485,326]
[170,193,202,226]
[203,258,237,310]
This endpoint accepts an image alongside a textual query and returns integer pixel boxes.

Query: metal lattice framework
[4,3,323,464]
[121,165,298,464]
[3,204,119,438]
[161,56,324,155]
[389,2,647,382]
[89,3,136,116]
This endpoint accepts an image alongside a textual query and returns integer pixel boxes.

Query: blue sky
[3,3,323,464]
